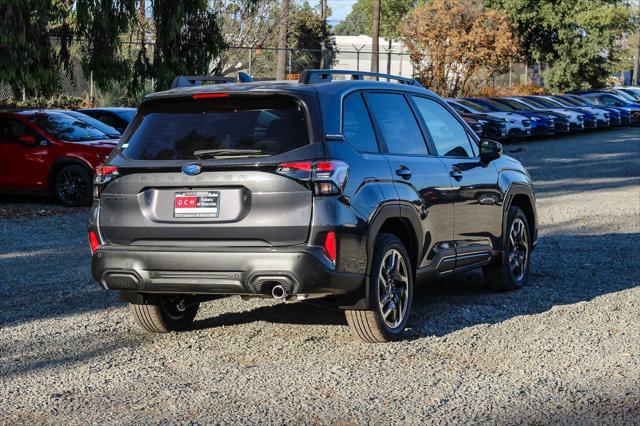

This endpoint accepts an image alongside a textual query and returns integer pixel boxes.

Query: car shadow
[191,232,639,340]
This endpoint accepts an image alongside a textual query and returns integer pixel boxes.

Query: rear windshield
[121,95,310,160]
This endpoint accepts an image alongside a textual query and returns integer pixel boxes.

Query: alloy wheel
[508,217,529,281]
[57,169,88,204]
[377,249,409,329]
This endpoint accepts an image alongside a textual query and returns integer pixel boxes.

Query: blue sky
[307,0,357,25]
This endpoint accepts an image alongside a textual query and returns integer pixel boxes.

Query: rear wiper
[193,149,264,159]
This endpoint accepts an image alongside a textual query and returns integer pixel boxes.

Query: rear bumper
[91,245,365,298]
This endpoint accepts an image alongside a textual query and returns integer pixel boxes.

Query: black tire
[54,164,92,206]
[345,233,414,343]
[129,296,199,333]
[484,206,531,291]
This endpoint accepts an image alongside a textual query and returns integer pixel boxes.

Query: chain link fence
[1,41,541,105]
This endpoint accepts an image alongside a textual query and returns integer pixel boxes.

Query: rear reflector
[323,231,336,263]
[315,161,334,171]
[89,231,100,254]
[192,93,231,100]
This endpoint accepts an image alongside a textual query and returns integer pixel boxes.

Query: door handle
[396,167,412,180]
[449,167,463,181]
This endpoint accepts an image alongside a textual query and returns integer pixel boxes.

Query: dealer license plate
[174,191,219,218]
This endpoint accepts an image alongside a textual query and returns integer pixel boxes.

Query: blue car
[551,95,627,126]
[614,86,640,102]
[448,99,533,140]
[525,96,610,128]
[488,97,578,133]
[574,93,640,125]
[77,107,137,133]
[51,110,121,139]
[464,98,556,137]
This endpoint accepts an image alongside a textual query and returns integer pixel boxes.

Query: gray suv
[89,70,537,342]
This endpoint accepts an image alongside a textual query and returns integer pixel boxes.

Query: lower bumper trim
[92,246,365,297]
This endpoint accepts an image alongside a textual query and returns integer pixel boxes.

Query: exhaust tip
[271,284,286,300]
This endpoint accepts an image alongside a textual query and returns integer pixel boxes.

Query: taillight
[89,231,100,254]
[276,160,348,195]
[94,165,119,198]
[323,231,336,263]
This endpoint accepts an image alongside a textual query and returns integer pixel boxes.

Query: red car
[0,110,117,206]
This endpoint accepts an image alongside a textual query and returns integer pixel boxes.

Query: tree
[486,0,635,91]
[337,0,418,39]
[76,0,138,91]
[213,0,280,77]
[287,2,337,72]
[0,0,260,97]
[276,0,289,80]
[401,0,520,97]
[150,1,226,90]
[334,7,367,36]
[370,0,380,73]
[0,0,132,96]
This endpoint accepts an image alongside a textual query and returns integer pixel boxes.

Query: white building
[333,35,414,78]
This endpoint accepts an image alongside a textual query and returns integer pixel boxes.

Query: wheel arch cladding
[509,193,536,245]
[375,216,419,273]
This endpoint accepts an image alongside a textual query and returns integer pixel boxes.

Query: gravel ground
[1,128,639,424]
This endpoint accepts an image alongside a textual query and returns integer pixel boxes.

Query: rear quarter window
[121,95,310,160]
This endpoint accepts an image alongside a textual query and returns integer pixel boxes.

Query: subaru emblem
[182,163,202,176]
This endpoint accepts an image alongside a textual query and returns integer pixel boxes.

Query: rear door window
[342,93,378,153]
[121,95,310,160]
[412,96,476,158]
[365,93,427,155]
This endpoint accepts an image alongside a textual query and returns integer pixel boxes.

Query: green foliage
[151,0,226,90]
[335,0,419,39]
[0,0,261,97]
[0,95,88,109]
[76,0,137,90]
[486,0,636,91]
[287,2,337,72]
[214,0,280,76]
[334,7,368,35]
[0,0,72,96]
[92,80,152,107]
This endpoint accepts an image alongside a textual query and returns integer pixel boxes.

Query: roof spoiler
[170,72,255,89]
[298,69,423,87]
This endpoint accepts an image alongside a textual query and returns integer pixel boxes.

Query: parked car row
[0,108,135,205]
[451,87,640,141]
[2,85,640,207]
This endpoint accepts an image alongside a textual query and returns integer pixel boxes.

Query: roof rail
[170,72,255,89]
[298,69,423,87]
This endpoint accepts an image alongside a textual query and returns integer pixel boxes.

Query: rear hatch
[98,93,322,247]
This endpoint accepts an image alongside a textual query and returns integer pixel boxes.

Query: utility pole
[370,0,381,74]
[320,0,327,69]
[276,0,289,80]
[386,39,392,75]
[633,25,640,85]
[139,0,145,44]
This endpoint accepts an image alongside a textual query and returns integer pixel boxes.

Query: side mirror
[480,139,502,163]
[17,134,37,145]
